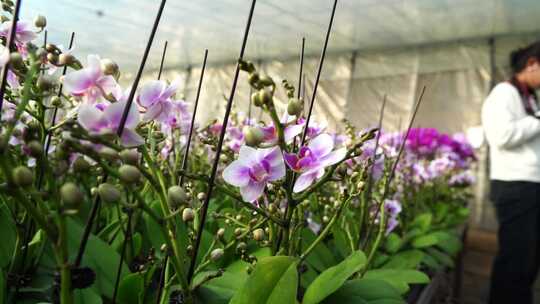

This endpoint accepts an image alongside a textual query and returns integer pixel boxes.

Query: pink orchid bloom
[0,21,37,45]
[223,146,286,202]
[297,117,327,139]
[284,133,346,193]
[137,79,179,122]
[63,55,122,104]
[77,99,143,147]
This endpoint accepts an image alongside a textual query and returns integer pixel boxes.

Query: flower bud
[287,98,303,116]
[243,126,264,147]
[259,75,274,87]
[248,72,260,87]
[210,248,224,261]
[118,165,141,184]
[33,15,47,28]
[26,140,43,158]
[97,183,121,204]
[13,166,33,187]
[216,228,225,239]
[252,228,265,241]
[37,75,56,91]
[9,52,24,70]
[322,215,330,223]
[101,58,119,77]
[197,192,206,201]
[46,53,58,65]
[54,160,69,177]
[236,242,247,251]
[234,228,243,237]
[58,53,75,66]
[60,182,83,206]
[268,204,277,214]
[99,147,119,161]
[182,208,195,222]
[251,91,262,107]
[50,96,62,107]
[167,185,188,208]
[119,149,139,165]
[73,157,91,173]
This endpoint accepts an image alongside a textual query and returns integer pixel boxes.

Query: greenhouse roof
[23,0,540,73]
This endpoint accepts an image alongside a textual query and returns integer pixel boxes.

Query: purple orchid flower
[63,55,122,104]
[0,21,36,46]
[77,99,143,147]
[284,133,346,193]
[384,199,402,235]
[137,79,179,122]
[222,146,286,202]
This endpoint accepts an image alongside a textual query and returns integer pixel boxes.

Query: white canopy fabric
[23,0,540,71]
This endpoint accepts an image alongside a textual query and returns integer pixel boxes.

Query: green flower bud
[236,242,247,251]
[118,165,141,184]
[53,160,69,177]
[101,58,119,77]
[322,215,330,223]
[26,140,43,158]
[45,43,57,53]
[217,228,225,239]
[268,204,277,214]
[58,53,75,66]
[182,208,195,222]
[99,147,119,161]
[46,53,58,65]
[210,248,224,261]
[248,72,260,87]
[287,98,303,116]
[259,89,273,105]
[73,157,91,173]
[252,228,265,241]
[119,149,139,165]
[97,183,121,204]
[60,182,83,206]
[243,126,264,147]
[234,228,243,237]
[50,96,62,107]
[251,91,262,107]
[259,75,274,87]
[9,52,24,70]
[13,166,33,187]
[197,192,206,201]
[37,75,56,91]
[167,185,188,208]
[33,15,47,28]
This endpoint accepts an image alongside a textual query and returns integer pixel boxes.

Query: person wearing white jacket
[482,41,540,304]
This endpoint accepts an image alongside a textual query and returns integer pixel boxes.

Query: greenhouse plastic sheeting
[23,0,540,70]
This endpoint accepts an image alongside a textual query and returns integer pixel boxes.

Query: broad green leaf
[332,225,352,259]
[0,269,4,304]
[322,278,403,304]
[66,218,129,299]
[0,204,16,268]
[230,256,298,304]
[301,229,337,272]
[431,231,461,255]
[421,253,442,271]
[74,288,102,304]
[143,201,166,255]
[196,284,235,304]
[384,233,402,254]
[411,234,438,249]
[411,213,432,232]
[363,269,429,294]
[303,250,367,304]
[131,232,142,257]
[426,248,454,268]
[117,273,144,304]
[383,250,424,270]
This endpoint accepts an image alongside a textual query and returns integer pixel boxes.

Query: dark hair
[510,40,540,74]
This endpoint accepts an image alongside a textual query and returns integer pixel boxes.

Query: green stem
[362,202,386,274]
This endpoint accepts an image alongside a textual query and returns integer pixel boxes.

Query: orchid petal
[259,146,283,167]
[120,128,144,147]
[96,75,121,100]
[284,153,299,170]
[293,171,318,193]
[138,80,165,108]
[63,69,97,95]
[78,104,106,133]
[223,161,251,187]
[238,145,258,166]
[284,124,303,143]
[308,133,334,158]
[240,180,266,202]
[320,147,346,167]
[104,100,140,130]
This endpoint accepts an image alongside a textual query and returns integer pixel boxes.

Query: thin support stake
[186,0,257,284]
[157,41,168,80]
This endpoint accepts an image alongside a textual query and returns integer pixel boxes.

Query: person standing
[482,41,540,304]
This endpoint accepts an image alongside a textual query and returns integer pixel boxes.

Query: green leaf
[230,256,298,304]
[322,278,403,304]
[421,253,442,271]
[331,225,352,259]
[384,233,402,254]
[66,218,129,299]
[425,248,454,268]
[0,269,5,304]
[363,269,429,294]
[411,213,432,233]
[0,204,16,268]
[74,288,102,304]
[383,250,424,269]
[411,234,438,249]
[303,250,367,304]
[117,273,144,304]
[431,231,461,256]
[301,229,337,272]
[131,232,143,257]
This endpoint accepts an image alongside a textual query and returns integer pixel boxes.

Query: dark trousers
[489,180,540,304]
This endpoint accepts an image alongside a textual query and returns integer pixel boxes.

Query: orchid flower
[223,146,285,202]
[77,99,143,147]
[137,79,179,122]
[63,55,122,104]
[0,21,37,53]
[285,133,346,193]
[384,199,402,235]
